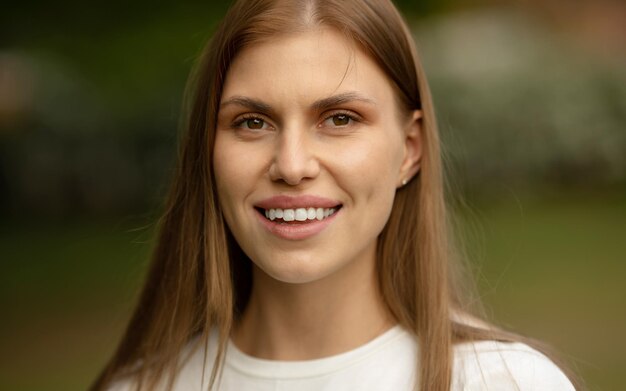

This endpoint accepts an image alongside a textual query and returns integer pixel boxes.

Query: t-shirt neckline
[225,325,406,379]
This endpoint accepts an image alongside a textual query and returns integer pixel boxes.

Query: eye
[322,111,360,128]
[331,114,350,126]
[244,118,265,129]
[233,115,271,131]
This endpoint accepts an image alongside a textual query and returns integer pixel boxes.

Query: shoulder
[104,334,214,391]
[452,340,575,390]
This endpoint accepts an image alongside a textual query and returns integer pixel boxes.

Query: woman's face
[214,28,420,284]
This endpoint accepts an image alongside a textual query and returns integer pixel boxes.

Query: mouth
[253,195,342,239]
[255,205,342,223]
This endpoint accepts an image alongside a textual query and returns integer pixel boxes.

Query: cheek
[213,135,264,197]
[324,132,403,239]
[212,137,235,200]
[330,134,403,198]
[212,135,255,224]
[336,139,400,245]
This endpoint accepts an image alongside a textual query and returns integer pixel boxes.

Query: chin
[254,252,341,285]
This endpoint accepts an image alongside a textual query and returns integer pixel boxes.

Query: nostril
[268,143,321,184]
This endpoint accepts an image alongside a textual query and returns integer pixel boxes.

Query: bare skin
[214,27,422,360]
[234,242,394,360]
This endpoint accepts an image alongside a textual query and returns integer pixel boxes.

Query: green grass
[0,219,154,391]
[0,195,624,390]
[462,194,626,390]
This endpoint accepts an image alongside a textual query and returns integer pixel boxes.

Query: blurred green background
[1,0,624,390]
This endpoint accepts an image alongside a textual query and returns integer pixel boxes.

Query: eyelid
[232,113,274,130]
[319,109,363,127]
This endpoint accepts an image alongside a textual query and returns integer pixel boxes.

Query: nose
[269,128,320,185]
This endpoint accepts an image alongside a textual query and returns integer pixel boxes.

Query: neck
[232,245,394,360]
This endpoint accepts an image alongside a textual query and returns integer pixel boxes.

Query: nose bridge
[271,125,319,184]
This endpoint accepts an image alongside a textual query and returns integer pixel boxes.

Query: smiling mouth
[255,206,342,223]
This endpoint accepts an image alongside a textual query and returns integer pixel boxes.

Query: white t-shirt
[111,325,575,390]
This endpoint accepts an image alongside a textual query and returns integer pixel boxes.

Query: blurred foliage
[1,2,624,218]
[1,2,625,391]
[416,9,626,195]
[0,2,231,217]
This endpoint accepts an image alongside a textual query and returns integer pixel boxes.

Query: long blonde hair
[91,0,577,390]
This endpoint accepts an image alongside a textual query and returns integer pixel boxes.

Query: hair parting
[91,1,580,390]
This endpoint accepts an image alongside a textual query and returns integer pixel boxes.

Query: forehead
[221,28,397,109]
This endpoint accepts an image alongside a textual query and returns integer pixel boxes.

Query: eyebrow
[310,92,377,112]
[220,96,273,114]
[220,92,376,114]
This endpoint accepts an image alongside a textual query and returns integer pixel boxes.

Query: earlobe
[398,110,423,187]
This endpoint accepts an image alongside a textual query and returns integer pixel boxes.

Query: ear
[397,110,422,188]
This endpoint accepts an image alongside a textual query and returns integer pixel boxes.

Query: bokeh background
[1,0,624,390]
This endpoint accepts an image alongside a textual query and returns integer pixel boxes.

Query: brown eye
[246,118,265,129]
[332,114,350,126]
[321,112,359,129]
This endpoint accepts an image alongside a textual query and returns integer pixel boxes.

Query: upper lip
[255,195,342,210]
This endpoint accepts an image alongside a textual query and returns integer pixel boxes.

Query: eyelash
[231,110,363,132]
[320,110,362,128]
[232,113,272,131]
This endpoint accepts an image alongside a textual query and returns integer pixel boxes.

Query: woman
[93,0,578,390]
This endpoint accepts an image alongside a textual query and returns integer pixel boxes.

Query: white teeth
[283,209,295,222]
[263,207,338,222]
[295,208,307,221]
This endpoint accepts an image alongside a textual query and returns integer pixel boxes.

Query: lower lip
[255,209,340,240]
